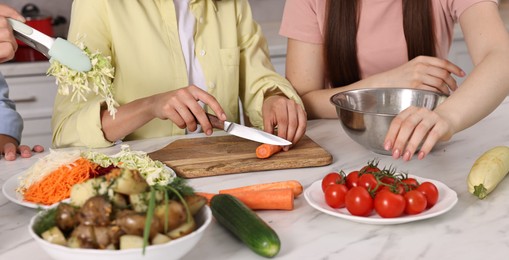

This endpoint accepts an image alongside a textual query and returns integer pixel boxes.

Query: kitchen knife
[7,18,92,72]
[205,113,292,146]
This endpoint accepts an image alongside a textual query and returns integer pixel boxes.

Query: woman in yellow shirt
[52,0,306,149]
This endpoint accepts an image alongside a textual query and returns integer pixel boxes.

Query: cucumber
[210,194,281,258]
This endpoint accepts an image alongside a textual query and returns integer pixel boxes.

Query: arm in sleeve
[236,0,304,129]
[0,73,23,143]
[51,0,114,148]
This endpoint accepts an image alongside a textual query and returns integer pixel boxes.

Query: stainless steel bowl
[330,88,448,155]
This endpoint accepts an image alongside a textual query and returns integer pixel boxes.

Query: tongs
[8,18,91,72]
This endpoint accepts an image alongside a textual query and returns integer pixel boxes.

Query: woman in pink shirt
[280,0,509,161]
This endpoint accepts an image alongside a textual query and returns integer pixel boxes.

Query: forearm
[101,96,156,142]
[300,76,380,119]
[435,51,509,134]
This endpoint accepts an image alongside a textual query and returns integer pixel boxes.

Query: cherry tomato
[357,173,379,192]
[402,178,419,191]
[345,186,373,217]
[404,190,427,215]
[321,172,343,192]
[360,160,381,174]
[374,190,405,218]
[380,176,396,185]
[324,184,349,208]
[379,184,405,195]
[416,182,439,208]
[346,170,360,189]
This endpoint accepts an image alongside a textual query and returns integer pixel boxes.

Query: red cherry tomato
[360,160,381,174]
[321,172,342,192]
[374,190,405,218]
[416,181,439,208]
[402,178,419,191]
[346,170,360,189]
[380,176,396,185]
[324,184,349,208]
[379,184,405,195]
[345,186,373,217]
[404,190,427,215]
[357,173,379,192]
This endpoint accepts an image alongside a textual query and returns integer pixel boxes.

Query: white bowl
[28,205,212,260]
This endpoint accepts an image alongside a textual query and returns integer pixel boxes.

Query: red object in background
[14,4,63,62]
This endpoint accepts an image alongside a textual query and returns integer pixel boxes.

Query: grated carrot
[23,157,96,205]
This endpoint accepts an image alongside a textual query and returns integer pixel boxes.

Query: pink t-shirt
[280,0,498,78]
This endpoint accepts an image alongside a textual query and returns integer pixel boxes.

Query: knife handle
[205,113,225,130]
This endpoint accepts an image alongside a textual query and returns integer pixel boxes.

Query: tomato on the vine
[404,190,427,215]
[345,186,373,216]
[324,184,349,208]
[321,172,343,192]
[345,170,360,189]
[360,160,381,174]
[402,178,419,190]
[374,190,405,218]
[380,176,396,185]
[379,184,405,195]
[416,182,439,208]
[357,173,380,192]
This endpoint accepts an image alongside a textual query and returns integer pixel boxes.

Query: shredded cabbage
[47,40,118,118]
[84,145,177,186]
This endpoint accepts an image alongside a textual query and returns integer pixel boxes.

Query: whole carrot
[219,180,303,197]
[256,144,283,159]
[224,188,294,210]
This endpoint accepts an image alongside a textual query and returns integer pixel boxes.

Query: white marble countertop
[2,96,509,259]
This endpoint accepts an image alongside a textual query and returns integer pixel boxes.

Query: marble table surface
[2,97,509,260]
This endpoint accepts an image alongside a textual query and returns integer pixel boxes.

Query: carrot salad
[22,157,96,205]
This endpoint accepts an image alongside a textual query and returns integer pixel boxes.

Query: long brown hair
[325,0,436,87]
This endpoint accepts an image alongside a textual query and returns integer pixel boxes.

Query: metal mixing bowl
[330,88,448,155]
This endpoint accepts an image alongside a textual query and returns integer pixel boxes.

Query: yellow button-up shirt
[52,0,303,148]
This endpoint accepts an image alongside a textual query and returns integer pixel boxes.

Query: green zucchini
[210,194,281,258]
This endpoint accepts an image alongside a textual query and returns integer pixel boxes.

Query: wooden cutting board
[148,135,332,178]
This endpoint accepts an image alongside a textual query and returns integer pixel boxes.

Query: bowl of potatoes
[28,168,212,260]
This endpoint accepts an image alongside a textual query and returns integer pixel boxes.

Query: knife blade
[205,113,292,146]
[8,18,92,72]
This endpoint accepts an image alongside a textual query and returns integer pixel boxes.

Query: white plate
[2,171,68,209]
[304,175,458,225]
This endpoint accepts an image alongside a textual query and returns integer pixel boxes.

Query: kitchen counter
[2,96,509,259]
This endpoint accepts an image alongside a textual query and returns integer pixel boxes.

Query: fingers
[262,96,307,151]
[422,66,457,94]
[2,142,17,161]
[384,106,452,161]
[412,56,464,93]
[18,145,32,158]
[0,17,17,62]
[154,85,225,135]
[32,145,45,153]
[0,4,25,21]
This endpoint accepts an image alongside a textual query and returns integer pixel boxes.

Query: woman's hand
[383,106,455,161]
[0,134,44,161]
[0,4,25,63]
[150,85,227,135]
[262,95,307,151]
[374,56,465,94]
